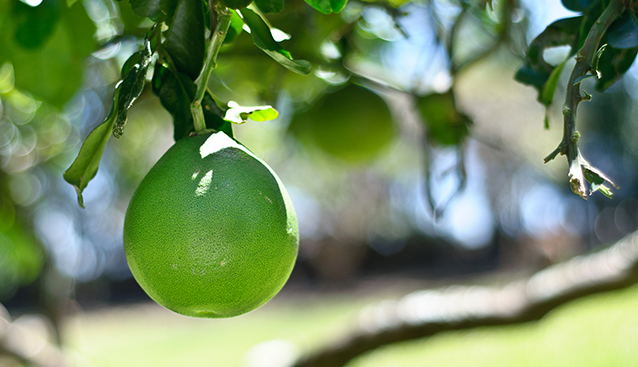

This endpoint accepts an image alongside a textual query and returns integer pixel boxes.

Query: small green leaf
[254,0,284,14]
[572,74,596,85]
[238,8,312,75]
[0,0,97,107]
[64,87,121,208]
[515,17,582,101]
[164,0,206,80]
[152,64,231,140]
[583,164,618,189]
[595,44,638,91]
[114,38,154,138]
[540,58,567,107]
[223,10,244,45]
[121,51,142,78]
[417,90,471,146]
[561,0,586,12]
[592,43,606,77]
[593,183,613,199]
[303,0,347,14]
[13,0,60,49]
[607,11,638,49]
[219,0,253,10]
[224,101,278,124]
[129,0,178,22]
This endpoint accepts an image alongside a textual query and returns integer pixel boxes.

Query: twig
[292,230,638,367]
[191,4,232,133]
[0,310,71,367]
[545,0,625,198]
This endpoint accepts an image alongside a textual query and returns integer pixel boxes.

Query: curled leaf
[224,101,278,124]
[114,37,154,138]
[64,86,121,208]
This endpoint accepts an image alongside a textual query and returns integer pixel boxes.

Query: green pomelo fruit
[123,132,298,318]
[289,84,395,163]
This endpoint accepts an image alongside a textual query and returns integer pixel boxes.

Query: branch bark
[0,306,70,367]
[292,230,638,367]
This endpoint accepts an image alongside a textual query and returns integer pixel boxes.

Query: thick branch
[293,230,638,367]
[0,307,70,367]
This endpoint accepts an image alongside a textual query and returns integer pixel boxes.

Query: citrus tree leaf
[561,0,600,12]
[583,164,617,198]
[417,91,471,146]
[0,0,96,107]
[64,87,121,208]
[13,0,61,49]
[515,17,582,102]
[607,11,638,49]
[164,0,205,81]
[118,0,147,37]
[152,64,232,140]
[238,8,312,75]
[114,38,154,137]
[595,44,638,91]
[254,0,284,14]
[303,0,347,14]
[224,101,278,123]
[540,58,567,107]
[129,0,178,22]
[223,10,245,45]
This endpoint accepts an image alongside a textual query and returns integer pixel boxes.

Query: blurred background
[2,0,638,366]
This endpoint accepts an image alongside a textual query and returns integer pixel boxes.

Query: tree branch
[0,306,71,367]
[544,0,625,198]
[191,4,232,133]
[292,230,638,367]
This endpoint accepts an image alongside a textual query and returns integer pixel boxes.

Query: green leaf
[121,51,142,78]
[64,87,121,208]
[13,0,61,49]
[254,0,284,14]
[0,0,97,107]
[223,10,244,45]
[118,0,147,37]
[220,0,254,10]
[114,38,154,137]
[515,17,582,101]
[163,0,205,81]
[129,0,178,22]
[572,74,596,85]
[152,64,232,140]
[417,90,471,146]
[561,0,599,12]
[583,164,617,199]
[607,11,638,49]
[540,58,567,107]
[595,44,638,91]
[238,8,312,75]
[224,101,278,123]
[303,0,347,14]
[592,43,607,77]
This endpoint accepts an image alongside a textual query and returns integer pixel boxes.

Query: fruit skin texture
[123,132,298,318]
[289,84,395,163]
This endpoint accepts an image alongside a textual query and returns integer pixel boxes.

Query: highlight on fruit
[123,131,299,318]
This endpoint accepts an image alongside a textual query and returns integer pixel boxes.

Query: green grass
[63,283,638,367]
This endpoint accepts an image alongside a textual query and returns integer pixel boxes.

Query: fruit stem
[191,5,232,133]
